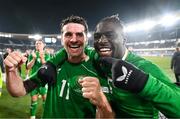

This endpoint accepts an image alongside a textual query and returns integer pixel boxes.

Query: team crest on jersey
[101,86,110,93]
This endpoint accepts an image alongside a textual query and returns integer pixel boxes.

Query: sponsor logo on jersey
[116,66,133,84]
[116,66,127,81]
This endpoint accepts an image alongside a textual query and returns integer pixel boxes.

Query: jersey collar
[122,48,128,61]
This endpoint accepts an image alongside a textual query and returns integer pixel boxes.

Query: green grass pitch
[143,56,175,82]
[0,56,175,118]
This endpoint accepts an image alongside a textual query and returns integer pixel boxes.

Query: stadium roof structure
[0,10,180,40]
[0,10,180,47]
[1,0,180,35]
[124,10,180,33]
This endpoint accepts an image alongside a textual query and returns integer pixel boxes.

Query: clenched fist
[79,77,104,106]
[4,51,27,71]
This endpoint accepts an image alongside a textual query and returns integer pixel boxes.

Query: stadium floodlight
[52,37,57,43]
[33,34,42,40]
[5,34,12,38]
[87,32,92,38]
[28,34,42,40]
[124,24,138,33]
[159,14,178,27]
[0,33,12,38]
[139,20,156,31]
[124,20,156,33]
[124,12,180,32]
[57,35,61,39]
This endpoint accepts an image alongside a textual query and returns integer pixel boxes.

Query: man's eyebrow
[96,30,113,33]
[64,31,84,33]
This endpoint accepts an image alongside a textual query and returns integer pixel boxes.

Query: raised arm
[4,51,27,97]
[27,50,36,70]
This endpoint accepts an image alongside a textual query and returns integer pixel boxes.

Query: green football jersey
[45,47,180,118]
[30,48,111,118]
[140,74,180,117]
[110,51,178,118]
[28,51,50,75]
[86,48,180,118]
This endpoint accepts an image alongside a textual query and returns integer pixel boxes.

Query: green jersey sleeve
[85,46,99,61]
[48,48,67,67]
[28,54,33,62]
[29,48,67,87]
[140,74,180,117]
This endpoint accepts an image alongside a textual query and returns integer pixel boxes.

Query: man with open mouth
[4,15,113,118]
[93,14,180,118]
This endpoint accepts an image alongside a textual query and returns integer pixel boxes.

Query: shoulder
[127,52,159,71]
[127,52,172,82]
[84,46,98,60]
[126,51,147,65]
[48,48,67,67]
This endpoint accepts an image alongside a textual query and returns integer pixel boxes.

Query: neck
[120,46,126,59]
[68,53,87,63]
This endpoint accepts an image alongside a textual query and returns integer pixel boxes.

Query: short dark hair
[95,14,127,42]
[98,14,124,30]
[60,15,88,34]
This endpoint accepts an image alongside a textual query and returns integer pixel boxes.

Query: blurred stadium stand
[124,23,180,56]
[0,27,179,56]
[0,35,62,54]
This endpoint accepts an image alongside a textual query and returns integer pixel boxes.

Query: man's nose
[70,34,77,42]
[98,35,108,43]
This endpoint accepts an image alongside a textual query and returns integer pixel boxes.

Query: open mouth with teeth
[68,44,82,54]
[98,47,112,57]
[69,44,80,48]
[99,48,111,52]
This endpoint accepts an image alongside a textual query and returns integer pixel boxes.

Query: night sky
[0,0,180,34]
